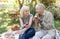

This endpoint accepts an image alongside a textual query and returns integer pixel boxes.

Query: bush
[46,6,60,20]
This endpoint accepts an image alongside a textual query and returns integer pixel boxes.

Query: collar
[42,10,46,16]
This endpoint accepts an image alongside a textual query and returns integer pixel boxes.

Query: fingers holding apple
[34,15,40,21]
[24,22,29,27]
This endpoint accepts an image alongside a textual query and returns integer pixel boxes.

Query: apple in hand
[24,22,29,26]
[35,16,39,20]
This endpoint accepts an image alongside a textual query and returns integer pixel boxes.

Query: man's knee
[35,32,40,36]
[35,31,43,37]
[42,34,53,39]
[33,31,45,39]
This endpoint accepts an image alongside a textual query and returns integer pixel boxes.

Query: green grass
[0,12,20,34]
[54,19,60,29]
[0,12,60,34]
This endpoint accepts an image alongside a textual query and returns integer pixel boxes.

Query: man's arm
[42,12,55,30]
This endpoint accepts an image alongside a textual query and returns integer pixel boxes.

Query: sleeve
[42,12,55,30]
[28,14,33,27]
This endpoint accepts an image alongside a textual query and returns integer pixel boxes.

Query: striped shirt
[35,10,55,30]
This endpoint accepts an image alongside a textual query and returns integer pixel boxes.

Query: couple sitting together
[18,3,56,39]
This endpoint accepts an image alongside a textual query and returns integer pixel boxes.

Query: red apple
[35,16,38,19]
[25,22,29,26]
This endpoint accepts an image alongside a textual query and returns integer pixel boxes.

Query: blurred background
[0,0,60,34]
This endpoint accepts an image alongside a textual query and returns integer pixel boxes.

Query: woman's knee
[28,28,35,34]
[30,28,35,32]
[25,28,35,38]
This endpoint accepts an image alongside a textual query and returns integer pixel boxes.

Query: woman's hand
[24,22,29,27]
[19,30,24,35]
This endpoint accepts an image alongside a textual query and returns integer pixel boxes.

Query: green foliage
[46,6,60,20]
[54,19,60,29]
[0,0,60,34]
[30,6,36,16]
[40,0,56,7]
[0,12,20,34]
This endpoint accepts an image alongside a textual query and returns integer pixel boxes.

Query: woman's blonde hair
[20,6,30,17]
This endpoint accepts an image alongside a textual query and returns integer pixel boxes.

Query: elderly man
[33,4,56,39]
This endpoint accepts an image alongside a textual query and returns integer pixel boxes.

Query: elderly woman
[19,6,35,39]
[33,4,56,39]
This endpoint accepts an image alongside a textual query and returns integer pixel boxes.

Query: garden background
[0,0,60,34]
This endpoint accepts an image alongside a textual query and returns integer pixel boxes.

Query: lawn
[0,12,60,34]
[0,12,20,34]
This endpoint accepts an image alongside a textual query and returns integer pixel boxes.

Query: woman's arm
[22,15,33,32]
[19,15,33,34]
[28,15,33,27]
[20,18,24,27]
[42,12,54,30]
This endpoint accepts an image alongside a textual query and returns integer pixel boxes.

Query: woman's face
[23,9,30,17]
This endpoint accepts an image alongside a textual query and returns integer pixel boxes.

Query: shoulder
[45,10,53,17]
[29,14,33,17]
[19,16,23,20]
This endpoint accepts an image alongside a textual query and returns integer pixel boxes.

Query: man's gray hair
[36,3,45,9]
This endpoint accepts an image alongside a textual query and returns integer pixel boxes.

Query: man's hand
[33,16,40,21]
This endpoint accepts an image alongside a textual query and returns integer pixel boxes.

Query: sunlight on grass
[0,27,7,34]
[0,12,3,14]
[55,19,60,29]
[7,26,12,30]
[0,18,2,20]
[4,22,8,27]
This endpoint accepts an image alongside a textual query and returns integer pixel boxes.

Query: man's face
[36,6,44,15]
